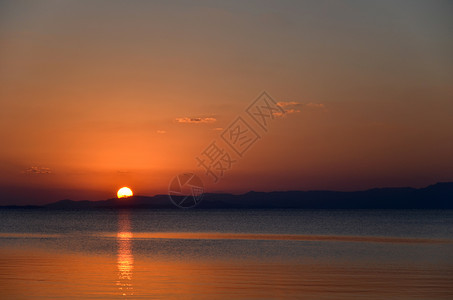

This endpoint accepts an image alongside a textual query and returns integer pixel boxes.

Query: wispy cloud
[275,101,302,116]
[23,166,52,175]
[275,101,326,116]
[156,130,167,134]
[277,101,301,108]
[176,117,217,124]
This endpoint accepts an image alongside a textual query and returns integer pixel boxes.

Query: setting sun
[117,187,133,199]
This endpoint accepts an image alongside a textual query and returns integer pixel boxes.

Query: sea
[0,209,452,299]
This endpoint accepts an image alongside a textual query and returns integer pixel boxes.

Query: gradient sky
[1,0,452,205]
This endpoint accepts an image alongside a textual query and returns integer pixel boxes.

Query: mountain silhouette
[12,182,448,209]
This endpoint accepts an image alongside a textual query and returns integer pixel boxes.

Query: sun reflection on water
[116,210,134,296]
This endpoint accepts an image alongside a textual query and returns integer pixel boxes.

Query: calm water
[0,209,452,299]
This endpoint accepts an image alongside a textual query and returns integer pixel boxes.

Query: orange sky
[1,1,452,204]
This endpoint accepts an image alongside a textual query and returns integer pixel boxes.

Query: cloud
[176,117,217,124]
[23,166,52,175]
[275,101,326,116]
[275,101,302,117]
[283,109,301,114]
[156,130,167,134]
[277,101,301,108]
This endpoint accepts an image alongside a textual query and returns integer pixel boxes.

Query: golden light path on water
[116,210,134,296]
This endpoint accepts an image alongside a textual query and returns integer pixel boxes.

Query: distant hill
[3,182,453,209]
[45,195,171,209]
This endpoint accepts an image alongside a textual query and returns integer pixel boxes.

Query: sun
[117,187,133,199]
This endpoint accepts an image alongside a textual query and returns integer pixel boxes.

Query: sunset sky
[1,0,452,205]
